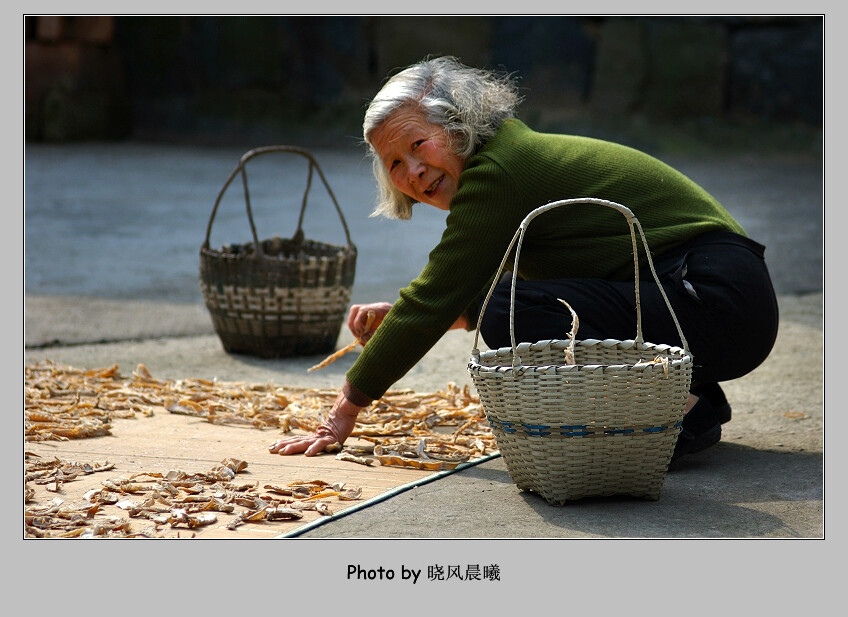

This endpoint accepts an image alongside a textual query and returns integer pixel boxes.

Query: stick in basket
[307,310,377,373]
[557,298,579,365]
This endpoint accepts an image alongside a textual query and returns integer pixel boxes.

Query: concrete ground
[24,291,824,540]
[23,141,825,543]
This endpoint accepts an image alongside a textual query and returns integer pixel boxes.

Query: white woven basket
[467,198,693,505]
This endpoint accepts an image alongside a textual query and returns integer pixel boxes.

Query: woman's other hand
[347,302,392,344]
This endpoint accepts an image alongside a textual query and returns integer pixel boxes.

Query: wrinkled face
[370,106,466,211]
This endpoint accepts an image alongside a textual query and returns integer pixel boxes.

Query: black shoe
[672,395,722,462]
[691,383,732,424]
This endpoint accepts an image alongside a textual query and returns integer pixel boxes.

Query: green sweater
[346,119,745,401]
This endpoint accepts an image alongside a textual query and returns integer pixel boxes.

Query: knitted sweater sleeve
[344,154,528,402]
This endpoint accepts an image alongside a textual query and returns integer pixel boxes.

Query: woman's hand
[269,390,364,456]
[347,302,392,344]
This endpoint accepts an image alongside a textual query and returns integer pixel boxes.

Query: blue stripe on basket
[643,425,677,433]
[488,418,680,437]
[520,423,551,437]
[492,420,517,434]
[559,429,592,436]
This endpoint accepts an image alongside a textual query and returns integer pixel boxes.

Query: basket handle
[200,145,355,258]
[470,197,690,368]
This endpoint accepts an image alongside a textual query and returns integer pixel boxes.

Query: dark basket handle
[201,145,354,258]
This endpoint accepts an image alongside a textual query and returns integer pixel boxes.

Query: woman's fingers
[269,435,336,456]
[268,436,308,454]
[268,388,365,457]
[347,304,371,336]
[346,305,361,335]
[353,306,376,336]
[304,436,338,457]
[347,303,392,337]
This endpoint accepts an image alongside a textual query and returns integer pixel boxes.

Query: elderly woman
[270,56,779,462]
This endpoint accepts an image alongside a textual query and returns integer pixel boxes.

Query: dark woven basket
[199,146,357,358]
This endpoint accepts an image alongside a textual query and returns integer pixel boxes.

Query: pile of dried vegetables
[24,361,497,538]
[25,455,365,538]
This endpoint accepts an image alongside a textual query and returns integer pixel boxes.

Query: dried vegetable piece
[168,510,218,529]
[220,458,248,473]
[263,484,297,497]
[339,488,363,501]
[227,504,305,530]
[303,490,340,501]
[234,496,272,509]
[372,438,469,471]
[336,451,376,466]
[307,310,376,373]
[373,456,455,471]
[266,507,305,521]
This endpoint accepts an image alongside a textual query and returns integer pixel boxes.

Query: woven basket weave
[467,198,693,505]
[199,146,357,358]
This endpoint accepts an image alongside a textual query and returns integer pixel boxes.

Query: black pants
[479,231,779,390]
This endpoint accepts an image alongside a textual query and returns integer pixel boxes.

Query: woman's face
[370,106,466,211]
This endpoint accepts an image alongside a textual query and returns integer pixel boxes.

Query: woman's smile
[370,106,465,211]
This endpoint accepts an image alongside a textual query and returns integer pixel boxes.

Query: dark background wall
[24,15,823,150]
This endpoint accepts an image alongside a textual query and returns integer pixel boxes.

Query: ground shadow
[457,442,822,538]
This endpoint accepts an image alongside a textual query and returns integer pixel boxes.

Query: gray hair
[363,56,521,220]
